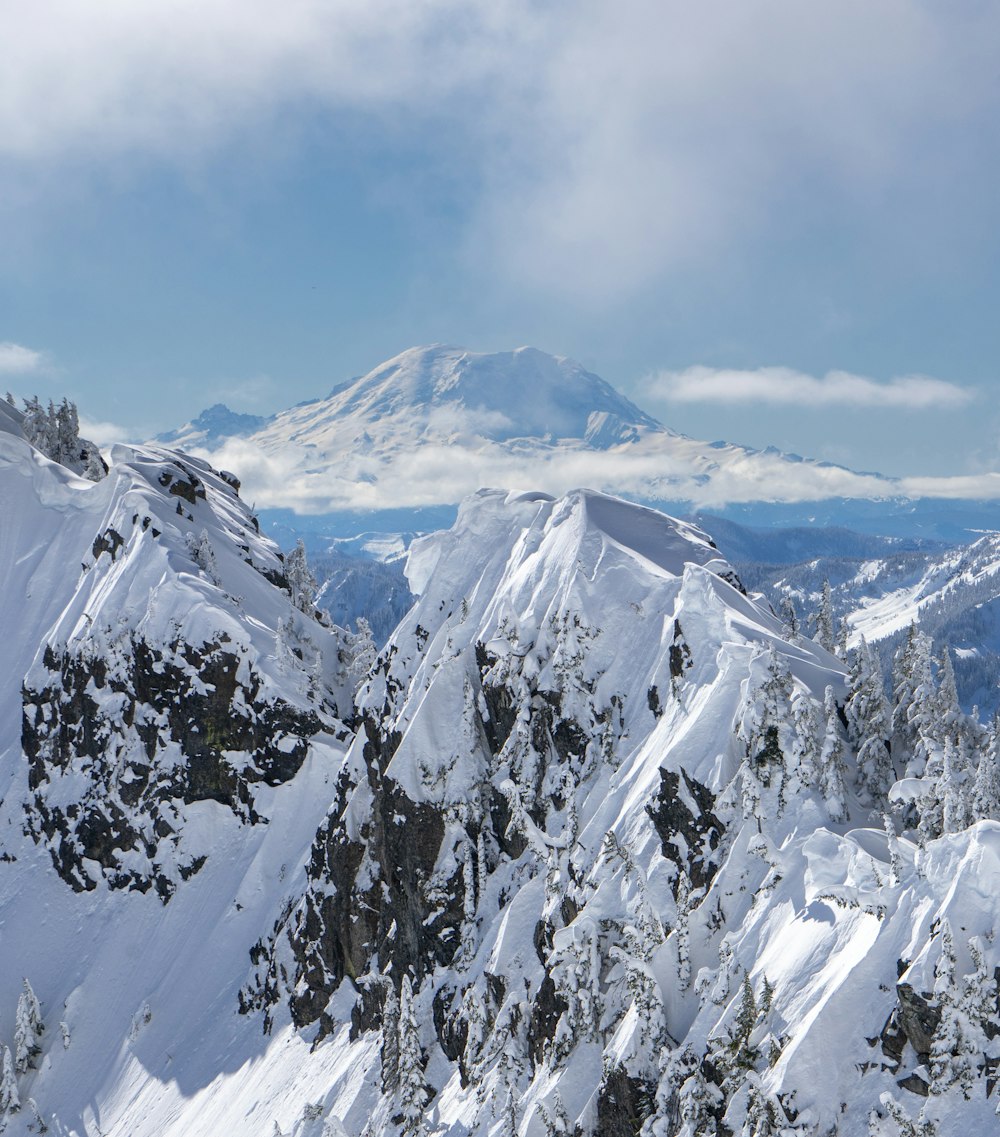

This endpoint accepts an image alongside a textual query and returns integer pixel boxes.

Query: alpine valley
[1,350,1000,1137]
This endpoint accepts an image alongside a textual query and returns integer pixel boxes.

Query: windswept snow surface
[0,423,359,1136]
[1,427,998,1136]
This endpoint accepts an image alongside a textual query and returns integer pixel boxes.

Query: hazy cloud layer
[189,434,1000,516]
[0,342,45,375]
[646,366,974,410]
[4,2,998,300]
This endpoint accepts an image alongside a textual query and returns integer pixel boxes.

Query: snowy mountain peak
[156,403,272,449]
[254,344,661,452]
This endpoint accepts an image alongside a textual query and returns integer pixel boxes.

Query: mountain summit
[169,345,906,526]
[253,344,662,450]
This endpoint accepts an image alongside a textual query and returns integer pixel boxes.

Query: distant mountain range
[158,344,1000,546]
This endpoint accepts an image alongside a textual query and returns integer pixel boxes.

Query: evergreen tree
[461,983,488,1077]
[929,921,977,1099]
[397,975,426,1137]
[790,686,822,790]
[812,580,836,654]
[26,1098,46,1133]
[847,638,893,804]
[476,829,489,913]
[461,837,478,958]
[972,728,1000,821]
[346,616,377,688]
[733,648,793,825]
[883,813,904,884]
[285,540,318,618]
[778,595,799,638]
[935,648,962,738]
[743,1075,778,1137]
[188,529,219,584]
[676,1064,717,1137]
[819,686,849,823]
[380,979,400,1095]
[939,735,970,836]
[538,1091,573,1137]
[675,869,692,991]
[14,979,43,1074]
[0,1045,18,1115]
[729,974,759,1076]
[892,628,937,777]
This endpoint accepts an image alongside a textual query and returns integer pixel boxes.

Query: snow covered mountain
[748,532,1000,714]
[0,409,366,1133]
[170,344,938,531]
[2,410,1000,1135]
[158,403,273,449]
[161,344,1000,548]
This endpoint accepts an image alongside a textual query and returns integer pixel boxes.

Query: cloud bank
[188,433,1000,518]
[645,366,974,410]
[0,342,45,375]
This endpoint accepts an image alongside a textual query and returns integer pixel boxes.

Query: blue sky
[2,0,999,480]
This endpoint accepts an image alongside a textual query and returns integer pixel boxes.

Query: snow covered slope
[241,488,1000,1137]
[3,409,1000,1136]
[0,416,367,1135]
[750,532,1000,713]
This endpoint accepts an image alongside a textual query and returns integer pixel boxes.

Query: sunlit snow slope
[0,416,360,1136]
[1,413,998,1137]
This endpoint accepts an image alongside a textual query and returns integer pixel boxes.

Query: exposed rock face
[22,632,325,899]
[647,767,724,893]
[596,1066,655,1137]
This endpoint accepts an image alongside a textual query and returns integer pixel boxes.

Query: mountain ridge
[156,344,1000,544]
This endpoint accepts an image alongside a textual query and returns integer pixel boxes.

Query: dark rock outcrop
[22,632,324,899]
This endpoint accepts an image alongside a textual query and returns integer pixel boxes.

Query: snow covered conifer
[820,686,849,822]
[730,974,759,1075]
[187,529,219,584]
[883,814,904,884]
[675,868,692,990]
[26,1098,46,1133]
[892,628,937,776]
[538,1091,573,1137]
[929,921,977,1098]
[346,616,376,688]
[380,977,400,1095]
[847,638,893,803]
[790,685,822,790]
[778,595,799,638]
[972,728,1000,821]
[397,975,426,1137]
[812,580,836,654]
[743,1075,778,1136]
[935,648,961,737]
[461,838,478,957]
[676,1064,717,1137]
[285,540,318,618]
[14,979,43,1074]
[54,398,80,465]
[733,647,793,824]
[939,736,970,836]
[0,1045,18,1115]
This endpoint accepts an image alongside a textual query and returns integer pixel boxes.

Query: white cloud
[0,342,45,375]
[643,366,974,410]
[1,3,997,300]
[78,414,139,447]
[0,1,535,160]
[192,432,1000,517]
